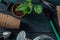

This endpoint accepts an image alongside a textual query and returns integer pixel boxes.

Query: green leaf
[23,7,31,14]
[23,9,28,14]
[26,0,32,2]
[16,4,24,11]
[28,4,32,14]
[15,1,32,14]
[34,5,43,14]
[16,3,28,11]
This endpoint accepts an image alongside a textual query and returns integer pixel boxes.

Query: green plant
[16,0,43,15]
[34,5,43,14]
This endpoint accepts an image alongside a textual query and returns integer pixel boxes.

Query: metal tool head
[34,35,54,40]
[16,31,31,40]
[3,31,11,39]
[16,31,26,40]
[39,0,55,8]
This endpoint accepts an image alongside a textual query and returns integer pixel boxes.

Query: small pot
[12,4,25,18]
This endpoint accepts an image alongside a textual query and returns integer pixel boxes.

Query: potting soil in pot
[12,4,24,17]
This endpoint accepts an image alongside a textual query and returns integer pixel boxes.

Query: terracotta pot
[12,4,25,18]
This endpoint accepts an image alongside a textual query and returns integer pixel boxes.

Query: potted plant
[12,0,43,18]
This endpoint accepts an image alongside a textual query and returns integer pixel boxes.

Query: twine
[0,13,20,29]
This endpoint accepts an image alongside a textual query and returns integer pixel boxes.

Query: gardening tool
[16,31,31,40]
[56,6,60,35]
[56,6,60,26]
[39,0,55,8]
[38,0,60,40]
[17,31,53,40]
[0,31,11,40]
[34,35,54,40]
[44,8,60,40]
[3,31,11,39]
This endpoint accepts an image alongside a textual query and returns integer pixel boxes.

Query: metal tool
[0,31,11,40]
[39,0,55,8]
[44,6,60,40]
[16,31,31,40]
[38,0,60,40]
[34,35,54,40]
[50,20,60,40]
[3,31,11,39]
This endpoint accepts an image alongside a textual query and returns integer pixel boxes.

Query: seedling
[16,0,43,15]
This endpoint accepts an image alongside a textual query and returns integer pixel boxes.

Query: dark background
[0,0,60,40]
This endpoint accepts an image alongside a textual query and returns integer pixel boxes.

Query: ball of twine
[0,13,21,29]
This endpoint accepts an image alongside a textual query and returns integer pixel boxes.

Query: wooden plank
[56,6,60,26]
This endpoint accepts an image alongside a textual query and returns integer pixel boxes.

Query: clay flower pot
[12,4,25,18]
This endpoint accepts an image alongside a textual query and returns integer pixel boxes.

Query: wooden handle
[56,6,60,26]
[0,13,21,29]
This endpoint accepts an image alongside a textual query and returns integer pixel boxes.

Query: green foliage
[34,5,43,14]
[26,0,32,2]
[16,3,28,11]
[16,2,32,14]
[16,0,43,15]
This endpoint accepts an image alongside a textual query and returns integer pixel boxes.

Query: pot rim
[11,3,25,18]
